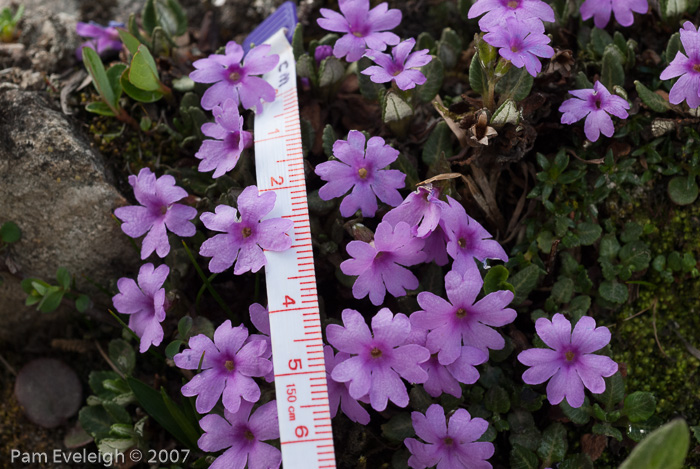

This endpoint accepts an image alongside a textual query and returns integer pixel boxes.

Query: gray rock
[0,89,139,344]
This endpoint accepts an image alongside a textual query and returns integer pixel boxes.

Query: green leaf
[568,295,592,319]
[576,222,602,246]
[484,386,510,414]
[560,454,594,469]
[160,387,201,446]
[560,398,591,425]
[624,392,657,423]
[165,340,183,358]
[178,316,193,338]
[56,267,71,290]
[510,444,539,469]
[357,57,384,100]
[666,33,681,63]
[537,423,568,464]
[381,412,415,442]
[117,29,141,56]
[75,294,90,313]
[590,28,613,57]
[292,23,304,60]
[172,75,194,92]
[129,44,161,91]
[620,240,651,271]
[661,0,690,18]
[165,0,188,36]
[601,45,625,91]
[491,99,520,126]
[0,221,21,243]
[79,405,113,441]
[422,121,453,166]
[628,416,664,442]
[599,233,621,259]
[592,422,624,441]
[142,0,157,35]
[383,91,413,123]
[668,176,699,205]
[393,152,419,189]
[86,102,116,116]
[38,287,64,313]
[469,52,486,95]
[417,56,444,102]
[318,56,344,87]
[635,81,671,113]
[620,419,689,469]
[511,264,544,304]
[599,280,628,304]
[322,124,336,159]
[82,47,117,111]
[483,265,514,295]
[106,63,126,102]
[552,277,575,304]
[594,372,625,410]
[108,339,136,375]
[127,376,198,449]
[416,32,436,53]
[495,66,534,102]
[121,68,163,102]
[102,400,131,424]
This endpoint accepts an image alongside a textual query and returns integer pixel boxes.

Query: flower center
[444,437,454,446]
[693,63,700,73]
[565,350,575,362]
[507,0,519,8]
[242,227,252,238]
[229,71,241,82]
[458,237,467,248]
[370,347,383,359]
[244,429,255,441]
[224,360,235,371]
[160,205,168,215]
[353,31,364,38]
[358,168,368,179]
[455,308,467,319]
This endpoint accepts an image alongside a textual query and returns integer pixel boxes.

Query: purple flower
[314,45,334,64]
[518,313,618,408]
[404,404,494,469]
[315,130,405,217]
[660,22,700,109]
[327,308,429,411]
[325,346,371,424]
[189,41,279,111]
[196,99,253,178]
[580,0,648,28]
[423,225,450,266]
[411,266,516,364]
[114,168,197,260]
[483,18,554,77]
[362,38,432,90]
[383,185,445,239]
[468,0,555,31]
[174,320,272,414]
[76,21,123,60]
[198,400,281,469]
[112,263,169,353]
[199,186,293,275]
[317,0,402,63]
[559,81,630,142]
[247,303,274,383]
[441,196,508,274]
[341,221,426,305]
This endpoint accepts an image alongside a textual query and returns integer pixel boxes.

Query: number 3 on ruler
[271,176,284,185]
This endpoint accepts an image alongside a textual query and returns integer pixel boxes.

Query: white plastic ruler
[254,29,337,469]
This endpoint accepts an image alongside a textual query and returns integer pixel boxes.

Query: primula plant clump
[8,0,700,468]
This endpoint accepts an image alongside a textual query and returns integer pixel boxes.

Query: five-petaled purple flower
[113,263,169,353]
[580,0,648,29]
[404,404,494,469]
[383,185,445,239]
[315,130,405,218]
[114,167,197,260]
[197,400,281,469]
[559,81,630,142]
[441,196,508,274]
[341,221,426,305]
[199,186,293,275]
[327,308,429,411]
[317,0,402,63]
[660,22,700,109]
[517,313,618,408]
[325,346,371,424]
[190,41,279,111]
[468,0,555,31]
[196,99,253,178]
[411,265,516,365]
[247,303,274,383]
[362,38,432,90]
[174,320,272,414]
[483,17,554,77]
[76,21,123,60]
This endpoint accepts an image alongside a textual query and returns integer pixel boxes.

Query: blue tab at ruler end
[242,1,297,52]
